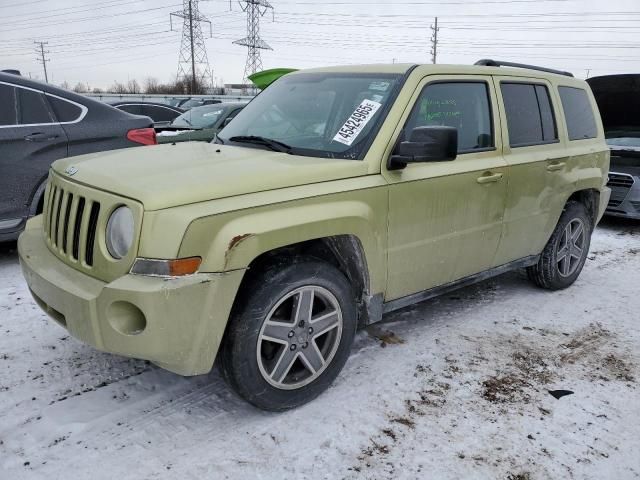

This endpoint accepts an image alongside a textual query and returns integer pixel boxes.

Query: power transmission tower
[233,0,274,86]
[430,17,439,64]
[34,41,50,82]
[170,0,214,94]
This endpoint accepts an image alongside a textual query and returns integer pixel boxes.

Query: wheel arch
[566,188,600,228]
[178,199,387,326]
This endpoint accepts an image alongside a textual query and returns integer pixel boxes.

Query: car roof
[293,63,584,83]
[0,71,133,112]
[184,102,245,112]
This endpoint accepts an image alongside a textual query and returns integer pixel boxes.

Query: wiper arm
[228,135,292,154]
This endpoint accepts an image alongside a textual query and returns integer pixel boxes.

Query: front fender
[178,188,388,295]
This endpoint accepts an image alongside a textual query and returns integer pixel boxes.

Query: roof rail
[474,59,573,78]
[1,69,21,76]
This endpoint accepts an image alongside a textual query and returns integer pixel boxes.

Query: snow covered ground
[1,218,639,480]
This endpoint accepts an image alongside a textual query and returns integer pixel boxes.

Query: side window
[17,88,54,125]
[47,96,83,123]
[405,82,494,152]
[117,104,141,115]
[500,82,558,147]
[144,106,179,122]
[0,84,18,126]
[558,86,597,140]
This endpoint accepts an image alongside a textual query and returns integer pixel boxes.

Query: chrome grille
[607,173,634,208]
[44,181,101,268]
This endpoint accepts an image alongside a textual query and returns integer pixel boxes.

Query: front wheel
[219,259,357,411]
[527,201,592,290]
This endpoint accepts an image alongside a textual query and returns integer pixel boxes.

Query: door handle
[546,162,566,172]
[24,132,59,142]
[476,172,504,184]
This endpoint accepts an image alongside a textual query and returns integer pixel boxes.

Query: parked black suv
[0,72,156,241]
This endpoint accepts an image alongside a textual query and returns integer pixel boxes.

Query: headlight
[106,206,134,259]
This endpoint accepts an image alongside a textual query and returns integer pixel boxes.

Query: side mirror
[222,116,234,127]
[388,126,458,170]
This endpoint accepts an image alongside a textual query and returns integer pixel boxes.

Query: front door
[383,75,508,301]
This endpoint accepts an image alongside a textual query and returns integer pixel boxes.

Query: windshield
[218,72,404,159]
[171,105,226,128]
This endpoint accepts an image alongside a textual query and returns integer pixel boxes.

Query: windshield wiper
[228,135,293,154]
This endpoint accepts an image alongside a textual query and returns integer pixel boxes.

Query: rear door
[0,81,67,229]
[492,76,567,264]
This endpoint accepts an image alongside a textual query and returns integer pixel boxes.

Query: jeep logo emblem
[65,166,78,176]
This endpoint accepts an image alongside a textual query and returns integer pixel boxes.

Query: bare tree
[127,79,141,94]
[144,77,161,94]
[59,80,71,91]
[73,82,88,93]
[109,81,128,94]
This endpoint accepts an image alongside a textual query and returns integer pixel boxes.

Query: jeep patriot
[19,60,611,410]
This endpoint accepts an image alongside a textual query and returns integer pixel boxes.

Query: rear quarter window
[47,96,83,123]
[558,86,598,140]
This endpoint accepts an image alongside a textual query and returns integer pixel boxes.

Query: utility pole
[233,0,274,88]
[170,0,214,94]
[430,17,439,64]
[35,41,50,82]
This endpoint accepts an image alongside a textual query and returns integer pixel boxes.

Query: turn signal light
[130,257,202,276]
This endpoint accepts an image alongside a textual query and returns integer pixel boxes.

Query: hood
[587,74,640,133]
[52,142,369,211]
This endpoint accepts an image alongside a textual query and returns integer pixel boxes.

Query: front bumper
[18,217,244,376]
[605,173,640,219]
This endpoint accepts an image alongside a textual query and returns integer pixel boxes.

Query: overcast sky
[1,0,639,89]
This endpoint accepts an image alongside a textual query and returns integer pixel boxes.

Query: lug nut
[288,331,295,338]
[302,342,309,349]
[290,344,297,351]
[298,320,305,328]
[308,327,314,334]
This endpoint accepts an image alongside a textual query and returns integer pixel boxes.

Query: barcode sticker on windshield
[333,99,382,146]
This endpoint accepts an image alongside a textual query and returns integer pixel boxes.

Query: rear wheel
[527,201,591,290]
[220,259,357,411]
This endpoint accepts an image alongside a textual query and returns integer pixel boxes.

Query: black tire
[219,258,357,411]
[527,201,592,290]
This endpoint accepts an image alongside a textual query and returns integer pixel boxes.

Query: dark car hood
[587,74,640,133]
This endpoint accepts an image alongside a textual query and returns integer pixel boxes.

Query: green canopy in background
[248,68,298,90]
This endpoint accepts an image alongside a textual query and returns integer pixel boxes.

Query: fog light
[107,301,146,336]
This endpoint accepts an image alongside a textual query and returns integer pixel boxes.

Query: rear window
[501,82,557,147]
[47,96,83,122]
[558,86,598,140]
[0,83,18,126]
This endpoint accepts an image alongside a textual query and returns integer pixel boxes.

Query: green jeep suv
[19,61,610,411]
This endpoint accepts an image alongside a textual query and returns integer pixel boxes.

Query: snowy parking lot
[1,218,639,480]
